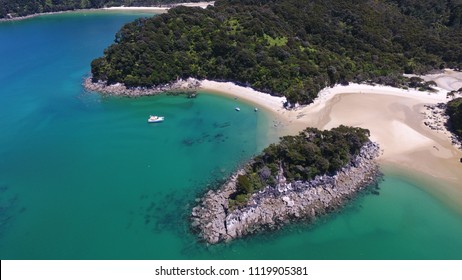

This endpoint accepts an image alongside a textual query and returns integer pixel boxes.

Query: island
[191,126,381,244]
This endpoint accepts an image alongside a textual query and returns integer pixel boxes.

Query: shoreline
[317,92,462,214]
[196,74,462,237]
[83,77,201,96]
[102,2,214,13]
[0,9,99,22]
[192,141,381,244]
[83,70,462,212]
[0,2,214,22]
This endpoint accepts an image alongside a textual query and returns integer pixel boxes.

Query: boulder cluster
[83,77,200,96]
[423,103,462,150]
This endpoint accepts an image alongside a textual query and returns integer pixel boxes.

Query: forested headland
[90,0,462,105]
[0,0,202,19]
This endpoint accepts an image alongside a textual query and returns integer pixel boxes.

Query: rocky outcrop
[423,103,462,150]
[191,141,381,244]
[83,77,201,96]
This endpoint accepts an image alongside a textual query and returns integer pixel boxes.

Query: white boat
[235,107,240,111]
[254,107,258,112]
[147,115,164,123]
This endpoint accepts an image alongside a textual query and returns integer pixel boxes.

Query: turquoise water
[1,12,462,260]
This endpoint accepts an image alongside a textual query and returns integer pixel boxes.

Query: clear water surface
[0,11,461,260]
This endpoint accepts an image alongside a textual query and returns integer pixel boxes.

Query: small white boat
[147,115,164,123]
[254,107,258,112]
[235,107,240,111]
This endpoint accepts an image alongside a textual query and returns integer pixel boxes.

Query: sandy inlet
[200,70,462,212]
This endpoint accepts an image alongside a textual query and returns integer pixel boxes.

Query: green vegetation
[263,34,287,47]
[0,0,202,19]
[229,126,370,207]
[90,0,462,106]
[447,97,462,138]
[389,0,462,27]
[402,76,438,92]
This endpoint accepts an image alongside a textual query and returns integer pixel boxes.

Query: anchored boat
[148,115,165,123]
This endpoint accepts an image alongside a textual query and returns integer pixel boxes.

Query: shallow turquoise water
[0,12,462,260]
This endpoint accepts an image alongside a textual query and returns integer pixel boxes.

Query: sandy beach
[200,70,462,211]
[103,2,214,13]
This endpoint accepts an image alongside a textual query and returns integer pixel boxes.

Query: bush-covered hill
[230,125,371,205]
[0,0,202,19]
[389,0,462,27]
[90,0,462,105]
[447,97,462,138]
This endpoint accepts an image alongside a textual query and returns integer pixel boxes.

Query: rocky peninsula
[83,77,201,96]
[191,140,381,244]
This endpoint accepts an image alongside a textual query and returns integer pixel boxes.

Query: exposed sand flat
[201,79,451,136]
[314,93,462,205]
[199,70,462,211]
[419,69,462,92]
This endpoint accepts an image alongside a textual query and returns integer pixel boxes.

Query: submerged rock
[191,141,381,244]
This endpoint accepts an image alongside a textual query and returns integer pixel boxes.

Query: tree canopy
[231,126,371,205]
[90,0,462,105]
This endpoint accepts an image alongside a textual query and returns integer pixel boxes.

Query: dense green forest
[389,0,462,27]
[447,97,462,138]
[230,126,371,206]
[90,0,462,105]
[0,0,202,18]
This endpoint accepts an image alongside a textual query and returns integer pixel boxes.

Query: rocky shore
[191,141,381,244]
[423,103,462,150]
[83,77,201,96]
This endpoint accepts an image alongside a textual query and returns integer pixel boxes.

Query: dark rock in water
[191,141,381,244]
[187,92,198,98]
[371,190,380,195]
[214,133,224,139]
[182,138,194,146]
[213,122,231,129]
